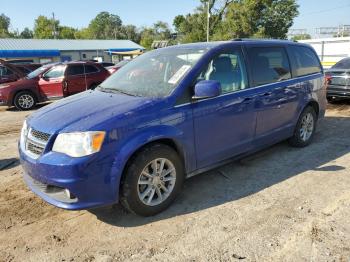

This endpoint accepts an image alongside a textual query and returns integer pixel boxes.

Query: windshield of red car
[26,66,50,79]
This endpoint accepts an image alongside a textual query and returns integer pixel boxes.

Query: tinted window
[289,46,322,76]
[332,58,350,69]
[249,47,291,86]
[66,65,85,76]
[44,65,65,78]
[0,66,15,77]
[16,66,30,74]
[197,49,248,94]
[85,65,99,73]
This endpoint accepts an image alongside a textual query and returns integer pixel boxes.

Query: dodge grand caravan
[19,40,326,216]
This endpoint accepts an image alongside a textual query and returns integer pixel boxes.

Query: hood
[27,90,157,134]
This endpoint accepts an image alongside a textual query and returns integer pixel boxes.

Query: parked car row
[0,61,111,110]
[0,59,41,85]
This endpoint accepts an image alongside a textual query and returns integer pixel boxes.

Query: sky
[2,0,350,37]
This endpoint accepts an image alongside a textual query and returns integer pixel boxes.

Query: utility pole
[52,12,57,39]
[207,0,210,42]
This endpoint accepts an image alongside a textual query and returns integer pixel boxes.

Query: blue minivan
[19,40,326,216]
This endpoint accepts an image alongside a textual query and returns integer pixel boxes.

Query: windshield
[99,48,207,97]
[332,58,350,70]
[26,66,50,79]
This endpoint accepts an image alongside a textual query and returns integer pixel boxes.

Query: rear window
[289,46,322,77]
[248,47,291,86]
[66,65,85,76]
[84,65,99,73]
[16,66,30,74]
[331,58,350,69]
[0,66,15,77]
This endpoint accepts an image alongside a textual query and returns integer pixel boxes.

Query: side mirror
[192,80,221,100]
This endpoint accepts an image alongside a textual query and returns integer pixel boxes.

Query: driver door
[192,47,257,169]
[38,65,66,99]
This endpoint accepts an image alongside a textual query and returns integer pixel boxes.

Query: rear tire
[289,106,317,147]
[120,144,184,216]
[14,91,36,111]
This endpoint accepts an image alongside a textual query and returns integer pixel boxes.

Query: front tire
[289,106,317,147]
[14,91,36,111]
[121,144,184,216]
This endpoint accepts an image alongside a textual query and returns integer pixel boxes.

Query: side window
[16,66,30,74]
[248,47,291,86]
[43,66,65,79]
[196,49,248,94]
[84,65,99,74]
[0,66,15,77]
[289,46,322,77]
[66,65,85,76]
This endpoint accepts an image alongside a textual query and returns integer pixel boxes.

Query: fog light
[65,189,75,199]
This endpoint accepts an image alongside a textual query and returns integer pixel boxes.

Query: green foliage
[59,26,77,39]
[175,0,299,42]
[140,22,172,49]
[34,15,59,39]
[0,13,11,38]
[19,27,34,39]
[291,34,311,41]
[88,12,122,39]
[120,25,141,43]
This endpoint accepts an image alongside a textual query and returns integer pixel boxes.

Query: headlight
[52,131,106,157]
[20,120,28,150]
[0,84,10,89]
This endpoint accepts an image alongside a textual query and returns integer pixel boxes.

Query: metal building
[0,39,144,64]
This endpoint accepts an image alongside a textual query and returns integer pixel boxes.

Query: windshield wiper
[97,86,136,96]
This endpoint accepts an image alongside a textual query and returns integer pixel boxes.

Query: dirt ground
[1,102,350,262]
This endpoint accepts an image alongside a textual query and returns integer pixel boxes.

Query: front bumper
[19,147,120,210]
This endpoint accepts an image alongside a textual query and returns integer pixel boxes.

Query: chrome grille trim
[24,128,51,159]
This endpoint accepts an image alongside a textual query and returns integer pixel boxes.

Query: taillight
[325,74,332,85]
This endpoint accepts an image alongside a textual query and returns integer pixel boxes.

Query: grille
[25,128,51,159]
[30,129,51,142]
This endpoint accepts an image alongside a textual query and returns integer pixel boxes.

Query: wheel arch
[111,128,187,199]
[12,88,39,106]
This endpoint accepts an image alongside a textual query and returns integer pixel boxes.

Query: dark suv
[326,57,350,101]
[0,61,110,110]
[0,60,41,84]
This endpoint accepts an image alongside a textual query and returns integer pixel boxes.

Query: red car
[0,61,110,110]
[106,60,130,74]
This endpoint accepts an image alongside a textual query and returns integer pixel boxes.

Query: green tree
[59,26,77,39]
[175,0,299,42]
[217,0,299,40]
[140,27,156,49]
[34,15,59,39]
[19,27,34,39]
[120,25,141,43]
[88,12,122,39]
[75,28,92,39]
[0,13,11,38]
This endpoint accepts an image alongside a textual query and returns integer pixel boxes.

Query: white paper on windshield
[168,65,191,84]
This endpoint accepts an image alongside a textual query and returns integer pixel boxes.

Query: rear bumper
[19,147,121,210]
[327,86,350,98]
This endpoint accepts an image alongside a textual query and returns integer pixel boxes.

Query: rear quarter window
[289,46,322,77]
